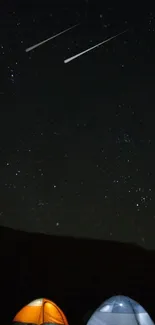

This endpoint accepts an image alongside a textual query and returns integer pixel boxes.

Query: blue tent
[87,295,154,325]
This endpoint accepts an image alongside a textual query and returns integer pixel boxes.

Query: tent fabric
[87,295,155,325]
[98,296,145,314]
[13,298,68,325]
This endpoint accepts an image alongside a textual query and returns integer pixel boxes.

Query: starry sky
[1,0,155,249]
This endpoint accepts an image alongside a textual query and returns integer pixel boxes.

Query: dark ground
[0,225,155,325]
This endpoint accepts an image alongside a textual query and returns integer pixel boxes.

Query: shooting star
[25,23,80,53]
[64,29,128,64]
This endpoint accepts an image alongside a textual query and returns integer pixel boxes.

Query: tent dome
[13,298,69,325]
[86,295,154,325]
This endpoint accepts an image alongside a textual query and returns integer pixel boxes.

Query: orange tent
[13,298,69,325]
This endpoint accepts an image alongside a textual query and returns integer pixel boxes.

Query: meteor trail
[25,23,80,53]
[64,29,128,64]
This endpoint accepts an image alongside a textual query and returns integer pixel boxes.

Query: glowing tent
[86,295,155,325]
[13,298,69,325]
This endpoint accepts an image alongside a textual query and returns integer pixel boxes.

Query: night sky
[1,0,155,249]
